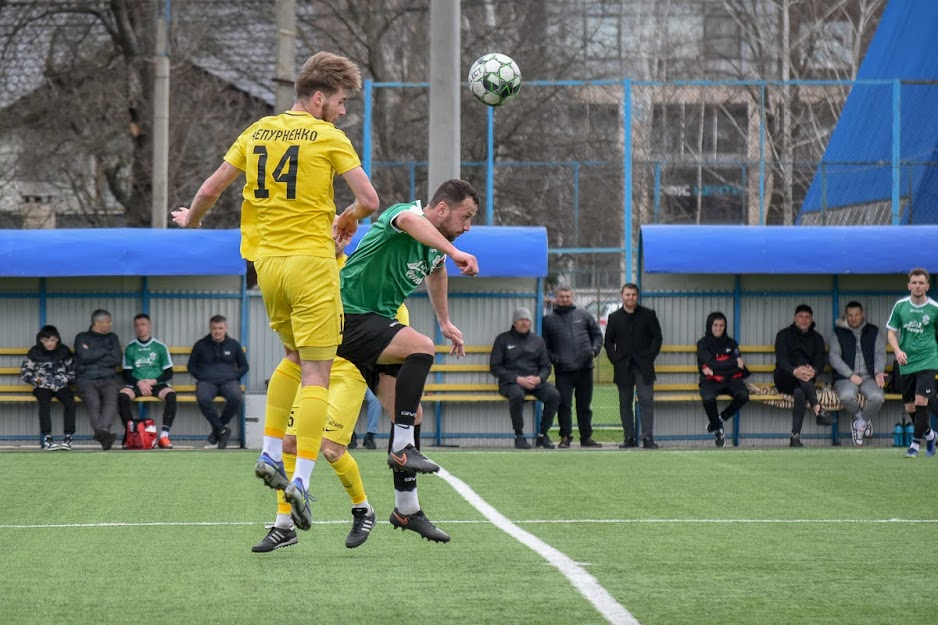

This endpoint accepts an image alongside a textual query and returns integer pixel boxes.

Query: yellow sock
[264,359,301,439]
[295,385,328,460]
[329,451,367,506]
[276,451,296,516]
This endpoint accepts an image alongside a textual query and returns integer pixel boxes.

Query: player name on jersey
[250,128,319,142]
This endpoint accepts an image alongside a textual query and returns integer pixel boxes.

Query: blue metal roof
[641,224,938,274]
[0,225,548,279]
[800,0,938,222]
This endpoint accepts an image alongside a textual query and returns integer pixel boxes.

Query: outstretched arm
[394,211,478,276]
[172,162,243,228]
[426,265,465,357]
[334,167,380,240]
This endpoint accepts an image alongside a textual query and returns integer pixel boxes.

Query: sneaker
[815,409,834,427]
[363,432,377,450]
[851,420,863,447]
[557,435,572,449]
[642,437,659,449]
[255,452,289,491]
[864,421,873,438]
[251,526,298,553]
[389,508,451,543]
[158,435,173,449]
[535,434,555,449]
[41,435,59,451]
[581,438,603,448]
[906,447,919,459]
[790,434,804,448]
[217,427,232,450]
[60,435,73,451]
[706,417,724,434]
[284,478,314,531]
[513,435,532,450]
[348,432,359,450]
[346,506,376,549]
[927,432,937,457]
[207,430,219,445]
[387,444,441,473]
[715,428,725,448]
[618,436,638,449]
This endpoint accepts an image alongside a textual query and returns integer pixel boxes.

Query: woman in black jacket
[696,312,749,448]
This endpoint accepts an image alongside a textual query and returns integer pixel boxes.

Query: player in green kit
[338,179,480,543]
[886,268,938,458]
[119,314,176,448]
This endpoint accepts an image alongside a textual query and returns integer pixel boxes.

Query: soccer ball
[468,53,522,107]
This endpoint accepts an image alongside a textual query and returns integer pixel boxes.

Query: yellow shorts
[254,255,342,360]
[285,356,367,447]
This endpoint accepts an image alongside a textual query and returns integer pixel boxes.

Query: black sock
[118,393,134,422]
[162,393,177,429]
[394,353,433,426]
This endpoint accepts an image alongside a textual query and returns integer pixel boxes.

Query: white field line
[436,467,640,625]
[2,517,937,530]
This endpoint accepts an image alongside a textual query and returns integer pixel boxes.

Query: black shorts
[124,382,174,398]
[901,369,936,403]
[338,313,407,388]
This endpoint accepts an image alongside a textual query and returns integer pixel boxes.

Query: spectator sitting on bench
[696,312,749,448]
[187,314,249,450]
[828,301,886,447]
[490,307,560,450]
[74,309,122,450]
[21,325,77,450]
[119,313,176,449]
[773,304,833,448]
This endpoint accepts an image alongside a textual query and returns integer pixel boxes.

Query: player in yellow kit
[252,304,410,553]
[172,52,379,529]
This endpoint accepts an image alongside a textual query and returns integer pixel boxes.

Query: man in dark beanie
[774,304,833,447]
[490,307,561,449]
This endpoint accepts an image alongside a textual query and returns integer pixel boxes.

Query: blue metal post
[572,161,581,246]
[732,274,741,446]
[408,162,417,202]
[831,274,840,446]
[363,79,373,179]
[623,79,634,280]
[759,83,766,224]
[891,78,901,225]
[38,278,47,327]
[486,105,494,225]
[239,272,249,448]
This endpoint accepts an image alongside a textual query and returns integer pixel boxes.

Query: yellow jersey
[225,110,361,261]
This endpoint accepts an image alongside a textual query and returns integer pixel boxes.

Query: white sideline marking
[2,517,935,530]
[436,467,640,625]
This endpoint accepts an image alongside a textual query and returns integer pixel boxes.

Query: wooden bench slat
[425,383,498,392]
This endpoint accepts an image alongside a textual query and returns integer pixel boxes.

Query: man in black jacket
[74,309,122,450]
[490,307,561,449]
[697,311,749,448]
[604,283,662,449]
[188,315,250,449]
[774,304,833,447]
[542,286,604,448]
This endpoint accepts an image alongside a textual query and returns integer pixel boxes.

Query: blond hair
[295,52,362,99]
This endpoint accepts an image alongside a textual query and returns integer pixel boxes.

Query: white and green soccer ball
[467,53,522,107]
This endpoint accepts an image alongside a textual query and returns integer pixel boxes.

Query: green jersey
[123,339,173,381]
[886,296,938,373]
[341,201,445,318]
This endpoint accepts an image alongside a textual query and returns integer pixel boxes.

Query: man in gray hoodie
[828,301,886,447]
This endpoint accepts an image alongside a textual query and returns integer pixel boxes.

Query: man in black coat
[604,283,663,449]
[542,286,604,448]
[490,307,561,449]
[187,315,249,449]
[773,304,833,448]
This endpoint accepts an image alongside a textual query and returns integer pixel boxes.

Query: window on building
[703,11,740,61]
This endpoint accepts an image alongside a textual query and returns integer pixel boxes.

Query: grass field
[2,447,936,625]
